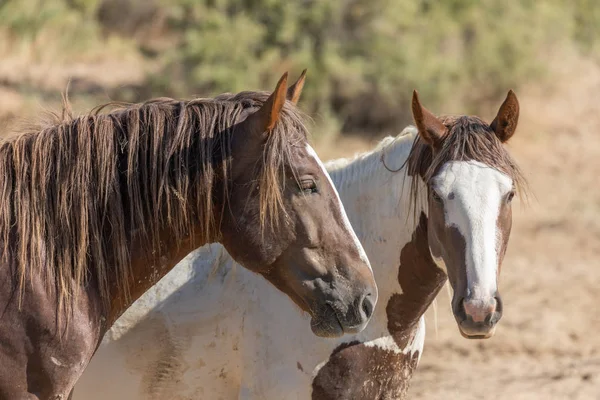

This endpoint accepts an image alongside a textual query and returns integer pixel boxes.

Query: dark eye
[300,179,318,194]
[431,189,443,203]
[506,190,516,203]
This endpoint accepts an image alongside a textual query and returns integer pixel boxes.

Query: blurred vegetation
[1,0,599,136]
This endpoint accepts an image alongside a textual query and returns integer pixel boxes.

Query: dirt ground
[318,53,600,399]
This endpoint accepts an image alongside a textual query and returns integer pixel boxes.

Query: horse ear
[411,90,447,148]
[286,69,307,105]
[490,90,519,143]
[246,72,289,136]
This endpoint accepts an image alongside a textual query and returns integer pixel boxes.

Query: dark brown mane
[0,92,308,317]
[406,115,527,213]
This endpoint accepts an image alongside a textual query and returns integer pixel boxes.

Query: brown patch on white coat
[311,213,446,400]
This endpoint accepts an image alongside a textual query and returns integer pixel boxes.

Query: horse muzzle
[310,291,376,338]
[453,295,503,339]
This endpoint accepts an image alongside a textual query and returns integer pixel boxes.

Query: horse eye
[507,191,516,203]
[300,179,318,194]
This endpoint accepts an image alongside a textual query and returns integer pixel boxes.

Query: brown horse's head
[409,90,524,339]
[218,72,377,337]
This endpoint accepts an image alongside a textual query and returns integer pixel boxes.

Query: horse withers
[75,90,524,399]
[0,71,377,399]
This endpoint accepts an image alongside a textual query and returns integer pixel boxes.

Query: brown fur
[411,90,446,148]
[490,89,520,142]
[388,213,447,348]
[0,73,378,399]
[286,69,307,105]
[312,214,446,400]
[406,114,527,216]
[0,89,308,320]
[312,340,419,400]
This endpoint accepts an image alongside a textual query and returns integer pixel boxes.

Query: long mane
[0,92,308,316]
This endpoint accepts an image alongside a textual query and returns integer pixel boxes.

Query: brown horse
[0,72,377,399]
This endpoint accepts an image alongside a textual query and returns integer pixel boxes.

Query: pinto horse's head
[410,90,524,339]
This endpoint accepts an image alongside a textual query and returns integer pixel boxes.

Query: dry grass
[0,25,144,90]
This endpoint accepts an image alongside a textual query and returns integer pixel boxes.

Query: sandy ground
[319,54,600,399]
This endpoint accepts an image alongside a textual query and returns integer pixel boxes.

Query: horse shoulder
[0,264,102,398]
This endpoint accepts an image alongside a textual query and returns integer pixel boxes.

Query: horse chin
[310,312,344,338]
[457,324,496,340]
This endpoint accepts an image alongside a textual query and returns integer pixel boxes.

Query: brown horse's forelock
[227,91,310,232]
[0,92,308,319]
[405,115,527,216]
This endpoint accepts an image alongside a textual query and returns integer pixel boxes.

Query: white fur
[74,127,505,399]
[362,317,425,358]
[432,161,512,298]
[363,336,402,354]
[412,317,427,363]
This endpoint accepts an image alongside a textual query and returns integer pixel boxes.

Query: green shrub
[1,0,599,136]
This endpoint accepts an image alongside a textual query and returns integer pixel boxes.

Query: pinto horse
[75,90,524,399]
[0,72,378,399]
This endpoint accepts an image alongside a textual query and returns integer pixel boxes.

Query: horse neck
[106,225,207,328]
[327,128,445,342]
[327,129,422,263]
[105,123,227,326]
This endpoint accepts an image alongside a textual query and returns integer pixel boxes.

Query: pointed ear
[411,90,447,148]
[245,72,288,135]
[286,69,307,105]
[490,90,519,142]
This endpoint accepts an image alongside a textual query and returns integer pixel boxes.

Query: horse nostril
[462,297,497,323]
[360,293,375,320]
[494,296,503,314]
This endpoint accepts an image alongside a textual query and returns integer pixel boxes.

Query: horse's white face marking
[305,144,372,271]
[431,161,512,298]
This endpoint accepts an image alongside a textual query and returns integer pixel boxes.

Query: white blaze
[432,161,512,298]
